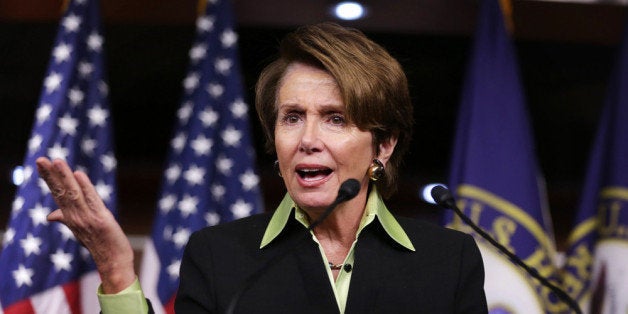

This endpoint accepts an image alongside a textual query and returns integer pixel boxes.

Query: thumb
[47,208,65,222]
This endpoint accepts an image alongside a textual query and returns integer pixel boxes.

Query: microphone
[226,179,361,314]
[430,185,582,314]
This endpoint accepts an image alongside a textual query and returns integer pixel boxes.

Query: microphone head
[338,178,360,201]
[430,185,455,208]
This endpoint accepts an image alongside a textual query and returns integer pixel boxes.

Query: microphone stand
[431,186,582,314]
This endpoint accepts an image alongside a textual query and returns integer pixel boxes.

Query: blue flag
[0,0,114,313]
[139,1,264,312]
[444,0,561,312]
[562,20,628,314]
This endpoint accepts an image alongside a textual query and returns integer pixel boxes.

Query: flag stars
[199,108,219,127]
[222,125,242,147]
[231,199,253,219]
[20,233,43,257]
[28,134,43,153]
[44,72,63,94]
[159,194,177,214]
[53,43,72,63]
[214,57,232,75]
[196,16,215,32]
[50,249,73,272]
[101,153,117,172]
[13,264,35,288]
[216,156,233,175]
[171,133,187,153]
[191,134,213,156]
[87,32,103,52]
[183,165,206,186]
[38,178,51,195]
[94,181,113,202]
[78,61,94,78]
[36,104,53,124]
[230,99,248,118]
[62,14,82,32]
[178,195,199,218]
[183,73,200,92]
[29,203,50,227]
[207,83,224,98]
[167,260,181,280]
[68,87,85,106]
[12,197,24,214]
[165,164,182,183]
[3,228,15,246]
[58,114,79,136]
[240,170,260,191]
[81,137,97,156]
[211,184,226,201]
[48,143,70,161]
[88,106,109,127]
[177,102,193,124]
[172,228,191,249]
[221,29,238,48]
[189,44,207,63]
[58,224,76,242]
[205,212,220,226]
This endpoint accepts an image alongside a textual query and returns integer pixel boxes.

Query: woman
[36,23,487,313]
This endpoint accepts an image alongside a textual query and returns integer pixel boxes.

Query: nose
[298,120,323,154]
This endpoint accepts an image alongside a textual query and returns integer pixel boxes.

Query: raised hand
[36,157,136,294]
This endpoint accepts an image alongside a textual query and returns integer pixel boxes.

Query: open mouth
[296,167,333,181]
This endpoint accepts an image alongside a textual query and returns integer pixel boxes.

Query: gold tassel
[498,0,515,35]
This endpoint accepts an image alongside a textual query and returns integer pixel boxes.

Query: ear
[376,136,398,166]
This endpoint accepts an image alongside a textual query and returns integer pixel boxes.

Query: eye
[281,112,300,124]
[329,114,345,125]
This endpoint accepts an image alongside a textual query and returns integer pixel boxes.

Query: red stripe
[164,293,176,314]
[4,298,35,314]
[62,280,81,314]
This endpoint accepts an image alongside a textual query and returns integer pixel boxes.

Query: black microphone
[430,185,582,314]
[226,179,361,314]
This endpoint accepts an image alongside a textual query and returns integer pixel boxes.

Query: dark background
[1,0,626,250]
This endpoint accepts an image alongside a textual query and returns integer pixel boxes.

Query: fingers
[74,171,107,211]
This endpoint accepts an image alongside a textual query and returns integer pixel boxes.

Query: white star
[12,197,24,214]
[183,73,200,92]
[199,107,219,127]
[178,195,198,218]
[50,249,73,272]
[21,166,33,185]
[207,83,224,98]
[101,153,117,172]
[190,134,213,156]
[221,125,242,147]
[76,164,88,175]
[163,225,173,241]
[48,143,69,161]
[171,132,187,153]
[3,228,15,246]
[29,203,50,227]
[87,32,103,52]
[172,228,191,248]
[177,102,193,124]
[230,99,248,118]
[216,156,233,175]
[167,260,181,280]
[240,170,260,191]
[214,57,232,75]
[20,233,42,257]
[189,44,207,63]
[183,165,205,186]
[205,212,220,226]
[88,106,109,127]
[196,16,215,32]
[58,224,76,242]
[36,104,53,124]
[81,137,97,156]
[38,178,51,195]
[99,81,109,96]
[159,194,177,214]
[53,43,72,63]
[94,181,113,202]
[13,264,35,287]
[78,61,94,78]
[68,87,84,106]
[80,246,91,261]
[231,199,253,219]
[211,184,225,201]
[58,114,79,136]
[28,134,43,153]
[44,72,63,94]
[221,29,238,48]
[62,14,82,32]
[165,164,182,183]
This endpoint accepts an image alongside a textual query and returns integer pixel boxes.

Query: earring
[274,160,282,177]
[368,159,384,181]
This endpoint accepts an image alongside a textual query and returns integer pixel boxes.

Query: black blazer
[175,212,488,313]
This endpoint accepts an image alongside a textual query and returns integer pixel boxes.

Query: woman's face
[274,62,376,212]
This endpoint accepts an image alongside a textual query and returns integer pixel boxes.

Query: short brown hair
[255,22,413,198]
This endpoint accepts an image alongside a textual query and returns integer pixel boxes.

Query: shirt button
[343,264,352,272]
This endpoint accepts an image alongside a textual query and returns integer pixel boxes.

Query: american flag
[139,0,263,313]
[0,0,115,313]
